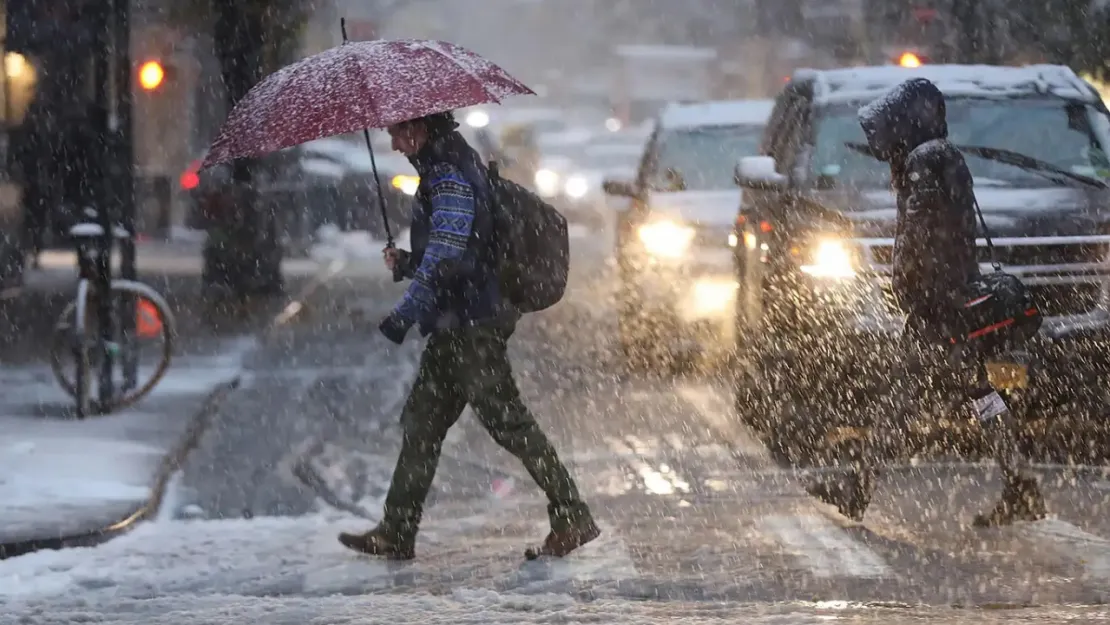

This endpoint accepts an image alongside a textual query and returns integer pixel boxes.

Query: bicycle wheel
[50,279,93,417]
[107,279,176,410]
[50,279,176,412]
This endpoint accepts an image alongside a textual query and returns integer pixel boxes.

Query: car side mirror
[735,156,787,191]
[602,178,638,198]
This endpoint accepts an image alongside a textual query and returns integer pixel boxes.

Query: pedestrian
[338,111,599,560]
[806,78,1046,527]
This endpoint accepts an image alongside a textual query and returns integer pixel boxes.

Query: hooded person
[806,78,1046,527]
[338,111,599,560]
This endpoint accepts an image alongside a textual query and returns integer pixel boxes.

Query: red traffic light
[139,60,165,90]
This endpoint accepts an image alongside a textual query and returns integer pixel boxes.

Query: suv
[603,99,774,366]
[731,64,1110,439]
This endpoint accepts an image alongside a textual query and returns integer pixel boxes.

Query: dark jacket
[858,77,979,327]
[387,130,510,337]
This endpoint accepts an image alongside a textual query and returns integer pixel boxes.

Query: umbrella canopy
[202,38,534,168]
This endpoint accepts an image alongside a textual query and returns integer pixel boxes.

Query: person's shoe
[338,525,416,560]
[972,476,1047,528]
[806,471,873,522]
[525,506,601,559]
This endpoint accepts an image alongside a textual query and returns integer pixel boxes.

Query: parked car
[180,134,416,252]
[731,64,1110,437]
[602,98,775,367]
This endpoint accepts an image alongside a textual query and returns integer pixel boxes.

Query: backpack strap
[972,197,1001,271]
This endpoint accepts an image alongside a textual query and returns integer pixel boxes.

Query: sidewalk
[0,232,396,559]
[0,344,252,557]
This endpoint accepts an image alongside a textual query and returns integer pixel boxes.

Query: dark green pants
[382,325,588,537]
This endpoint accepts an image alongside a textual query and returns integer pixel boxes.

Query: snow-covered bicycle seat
[69,222,131,239]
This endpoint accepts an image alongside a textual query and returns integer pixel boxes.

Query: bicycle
[50,208,176,418]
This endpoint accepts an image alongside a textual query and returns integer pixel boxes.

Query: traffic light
[139,60,165,90]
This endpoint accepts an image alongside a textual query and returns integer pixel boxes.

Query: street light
[139,60,165,90]
[4,52,29,79]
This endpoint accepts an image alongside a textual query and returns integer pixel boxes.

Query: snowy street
[1,234,1109,623]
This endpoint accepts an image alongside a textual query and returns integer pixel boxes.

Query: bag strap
[972,196,1002,271]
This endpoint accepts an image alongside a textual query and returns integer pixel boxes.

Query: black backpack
[946,197,1043,354]
[486,161,570,313]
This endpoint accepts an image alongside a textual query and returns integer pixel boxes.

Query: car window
[645,124,764,191]
[811,97,1110,190]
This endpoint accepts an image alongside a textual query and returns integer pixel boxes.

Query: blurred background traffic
[2,0,1110,295]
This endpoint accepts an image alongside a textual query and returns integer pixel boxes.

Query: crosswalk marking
[759,514,893,579]
[677,383,769,459]
[1023,517,1110,580]
[564,440,731,465]
[677,382,895,579]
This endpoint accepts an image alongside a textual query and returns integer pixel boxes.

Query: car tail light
[180,160,201,190]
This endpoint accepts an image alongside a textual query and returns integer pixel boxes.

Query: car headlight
[534,168,560,197]
[637,220,696,258]
[564,175,589,198]
[465,110,490,128]
[391,174,419,196]
[800,238,856,278]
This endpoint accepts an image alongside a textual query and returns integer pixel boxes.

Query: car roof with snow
[658,99,775,131]
[793,64,1100,105]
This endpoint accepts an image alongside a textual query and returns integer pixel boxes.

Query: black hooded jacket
[858,77,979,327]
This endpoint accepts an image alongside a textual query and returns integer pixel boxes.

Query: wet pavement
[3,236,1109,622]
[141,241,1110,614]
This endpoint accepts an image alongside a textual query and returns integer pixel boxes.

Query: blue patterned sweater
[391,162,474,328]
[390,157,505,335]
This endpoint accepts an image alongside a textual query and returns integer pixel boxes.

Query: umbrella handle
[361,127,395,248]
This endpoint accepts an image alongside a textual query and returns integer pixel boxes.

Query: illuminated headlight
[564,175,589,198]
[465,110,490,128]
[534,168,560,197]
[637,220,696,258]
[800,238,856,278]
[391,174,419,195]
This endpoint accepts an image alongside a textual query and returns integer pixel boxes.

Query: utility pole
[113,0,138,391]
[91,0,116,407]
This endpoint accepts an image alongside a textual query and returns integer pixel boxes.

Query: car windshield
[579,146,641,171]
[648,124,764,191]
[811,97,1110,190]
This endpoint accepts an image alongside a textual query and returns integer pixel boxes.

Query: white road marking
[677,383,768,459]
[606,437,691,496]
[564,442,732,465]
[1023,517,1110,580]
[760,514,892,579]
[680,383,893,579]
[665,432,687,451]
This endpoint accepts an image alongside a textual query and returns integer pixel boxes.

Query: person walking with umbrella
[339,110,599,560]
[201,36,597,560]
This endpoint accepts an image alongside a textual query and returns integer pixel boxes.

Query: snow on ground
[0,424,159,539]
[0,340,253,540]
[35,248,332,279]
[1,511,1106,624]
[0,337,253,407]
[308,226,409,277]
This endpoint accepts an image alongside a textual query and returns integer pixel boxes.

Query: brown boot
[338,524,416,560]
[973,476,1047,528]
[525,505,601,559]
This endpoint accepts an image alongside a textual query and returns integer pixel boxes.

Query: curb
[0,259,352,561]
